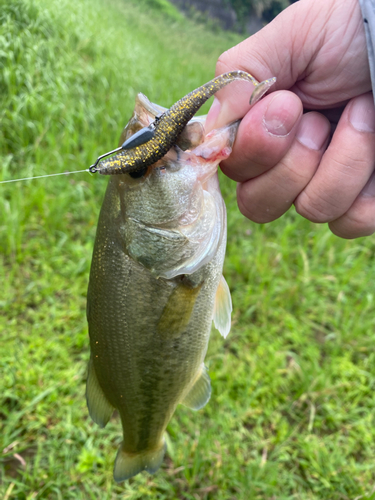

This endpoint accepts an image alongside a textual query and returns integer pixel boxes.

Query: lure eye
[128,166,148,179]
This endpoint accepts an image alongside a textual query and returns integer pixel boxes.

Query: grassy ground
[1,0,375,498]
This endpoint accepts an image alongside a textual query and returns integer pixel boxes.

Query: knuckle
[330,152,368,176]
[237,185,283,223]
[294,191,335,223]
[237,202,273,224]
[216,52,234,75]
[277,158,310,186]
[237,190,254,221]
[330,209,375,239]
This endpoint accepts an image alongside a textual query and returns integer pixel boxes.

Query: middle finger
[295,93,375,223]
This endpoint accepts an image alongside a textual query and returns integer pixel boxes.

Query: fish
[86,72,275,482]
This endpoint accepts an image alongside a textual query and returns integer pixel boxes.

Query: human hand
[206,0,375,238]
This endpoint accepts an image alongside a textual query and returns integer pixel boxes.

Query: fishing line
[0,124,157,184]
[0,169,91,184]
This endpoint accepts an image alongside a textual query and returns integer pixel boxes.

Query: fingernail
[361,171,375,197]
[263,93,300,136]
[296,113,329,150]
[349,94,375,133]
[205,97,221,132]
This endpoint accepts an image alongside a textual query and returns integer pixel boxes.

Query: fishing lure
[89,71,276,176]
[88,125,156,173]
[0,71,275,186]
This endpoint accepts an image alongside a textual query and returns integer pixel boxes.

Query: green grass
[1,0,375,498]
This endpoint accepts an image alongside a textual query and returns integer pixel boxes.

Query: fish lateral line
[92,71,276,177]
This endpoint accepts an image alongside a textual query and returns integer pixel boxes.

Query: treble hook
[89,123,157,173]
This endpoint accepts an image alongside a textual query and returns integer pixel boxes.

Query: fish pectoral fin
[213,275,232,339]
[157,282,203,340]
[86,358,114,428]
[114,440,166,482]
[180,364,211,411]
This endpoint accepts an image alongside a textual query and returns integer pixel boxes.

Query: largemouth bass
[86,72,275,482]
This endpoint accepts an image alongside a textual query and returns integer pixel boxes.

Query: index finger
[205,11,298,131]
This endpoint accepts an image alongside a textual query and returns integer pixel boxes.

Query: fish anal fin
[114,440,166,482]
[213,275,232,339]
[157,282,203,340]
[180,364,211,411]
[86,358,114,428]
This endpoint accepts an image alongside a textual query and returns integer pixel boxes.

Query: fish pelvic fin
[181,364,211,411]
[213,275,232,339]
[113,440,166,482]
[86,358,114,428]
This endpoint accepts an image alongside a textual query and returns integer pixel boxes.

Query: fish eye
[128,166,148,179]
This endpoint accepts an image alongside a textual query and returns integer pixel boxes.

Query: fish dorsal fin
[180,364,211,410]
[136,92,167,117]
[118,93,167,147]
[213,275,232,339]
[86,358,115,428]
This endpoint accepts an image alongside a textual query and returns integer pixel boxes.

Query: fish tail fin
[113,440,166,482]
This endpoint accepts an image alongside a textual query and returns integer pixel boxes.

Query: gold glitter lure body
[95,71,276,176]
